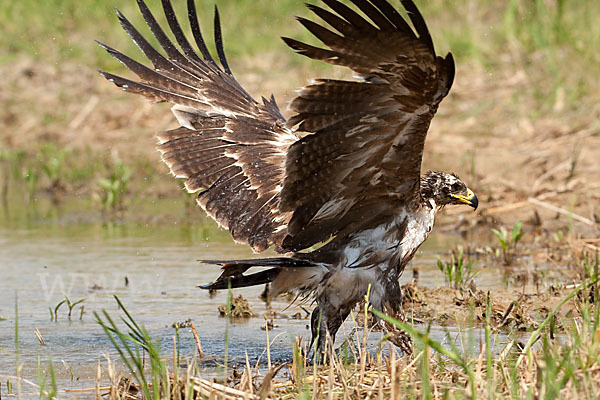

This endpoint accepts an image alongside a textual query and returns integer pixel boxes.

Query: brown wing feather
[100,0,296,252]
[279,0,455,251]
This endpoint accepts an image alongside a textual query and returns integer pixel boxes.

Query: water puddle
[0,197,566,395]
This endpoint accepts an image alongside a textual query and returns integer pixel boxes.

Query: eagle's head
[420,171,478,210]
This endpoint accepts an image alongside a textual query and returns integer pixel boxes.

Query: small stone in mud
[437,313,453,326]
[172,318,193,328]
[261,320,276,330]
[218,295,257,318]
[401,283,427,305]
[117,377,138,396]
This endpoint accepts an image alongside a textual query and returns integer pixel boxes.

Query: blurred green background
[3,0,598,104]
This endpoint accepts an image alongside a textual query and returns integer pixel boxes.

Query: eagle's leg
[308,304,352,363]
[308,306,325,360]
[374,279,413,355]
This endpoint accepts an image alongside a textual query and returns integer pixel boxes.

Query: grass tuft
[437,245,478,290]
[492,221,525,265]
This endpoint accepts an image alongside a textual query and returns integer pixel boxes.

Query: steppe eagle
[100,0,478,352]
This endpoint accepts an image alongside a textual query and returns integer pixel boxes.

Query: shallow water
[0,196,508,396]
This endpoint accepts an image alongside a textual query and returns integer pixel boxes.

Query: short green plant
[372,309,477,397]
[1,149,26,181]
[49,303,61,322]
[553,229,565,243]
[23,167,39,203]
[95,295,170,400]
[436,246,477,290]
[50,296,84,321]
[373,275,600,400]
[5,379,13,394]
[64,297,84,319]
[1,150,10,204]
[492,221,524,265]
[98,157,130,210]
[40,144,67,188]
[36,356,58,399]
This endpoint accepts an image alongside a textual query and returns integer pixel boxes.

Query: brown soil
[2,56,599,237]
[400,282,579,332]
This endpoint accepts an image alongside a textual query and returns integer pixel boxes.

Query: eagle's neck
[397,201,438,267]
[425,197,437,210]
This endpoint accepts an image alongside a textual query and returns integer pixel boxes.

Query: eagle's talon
[387,331,414,356]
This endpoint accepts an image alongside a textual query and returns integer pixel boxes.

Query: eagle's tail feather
[199,257,316,268]
[198,257,318,290]
[198,268,278,290]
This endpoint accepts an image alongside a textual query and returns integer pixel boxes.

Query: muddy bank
[399,283,584,332]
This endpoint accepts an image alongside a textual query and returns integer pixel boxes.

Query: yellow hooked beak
[451,188,478,210]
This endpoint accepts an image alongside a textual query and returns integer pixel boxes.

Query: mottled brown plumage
[100,0,477,353]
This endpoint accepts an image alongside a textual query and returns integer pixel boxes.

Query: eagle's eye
[450,182,462,192]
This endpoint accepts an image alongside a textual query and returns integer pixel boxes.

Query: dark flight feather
[198,257,318,290]
[186,0,215,63]
[349,0,396,31]
[400,0,435,53]
[368,0,415,35]
[199,269,277,290]
[306,4,356,36]
[115,9,177,73]
[322,0,374,31]
[161,0,203,64]
[136,0,189,66]
[213,7,232,75]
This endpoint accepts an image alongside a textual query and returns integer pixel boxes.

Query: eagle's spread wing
[278,0,455,251]
[100,0,453,254]
[99,0,297,252]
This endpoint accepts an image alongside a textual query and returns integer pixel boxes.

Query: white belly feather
[270,204,437,308]
[322,204,437,309]
[343,205,435,270]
